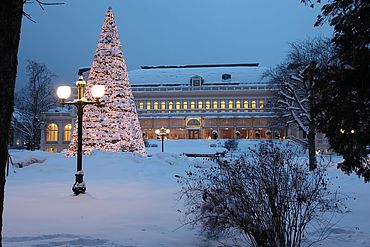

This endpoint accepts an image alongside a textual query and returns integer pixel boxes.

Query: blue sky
[16,0,332,89]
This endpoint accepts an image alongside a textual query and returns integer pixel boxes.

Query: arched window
[146,101,151,109]
[221,100,226,112]
[139,102,144,109]
[244,100,249,112]
[198,101,203,109]
[236,100,241,108]
[183,101,188,110]
[190,101,195,109]
[168,101,173,110]
[154,101,159,109]
[63,123,72,141]
[161,101,166,110]
[228,100,233,111]
[205,101,211,111]
[47,123,58,142]
[213,101,218,112]
[252,100,257,112]
[259,100,265,112]
[176,101,181,110]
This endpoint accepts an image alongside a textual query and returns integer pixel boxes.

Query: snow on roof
[128,64,269,86]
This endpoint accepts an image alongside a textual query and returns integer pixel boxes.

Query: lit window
[205,101,211,109]
[154,101,159,109]
[47,123,58,142]
[221,101,226,108]
[139,102,144,109]
[236,100,241,108]
[183,101,188,110]
[252,100,257,112]
[198,101,203,109]
[190,101,195,109]
[47,147,57,153]
[146,102,151,109]
[168,101,173,110]
[63,123,72,141]
[213,101,218,112]
[161,101,166,110]
[259,100,265,112]
[176,101,181,110]
[228,100,233,109]
[244,100,249,112]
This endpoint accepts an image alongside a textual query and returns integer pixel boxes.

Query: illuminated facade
[129,64,283,139]
[42,63,328,152]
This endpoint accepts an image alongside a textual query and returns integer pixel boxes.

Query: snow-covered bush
[224,139,238,152]
[178,141,347,247]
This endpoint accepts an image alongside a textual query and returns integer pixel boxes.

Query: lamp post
[155,127,170,152]
[57,76,105,195]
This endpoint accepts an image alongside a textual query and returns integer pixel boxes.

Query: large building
[40,63,329,152]
[129,63,281,140]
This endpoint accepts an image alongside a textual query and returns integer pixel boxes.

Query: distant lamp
[155,127,170,152]
[91,85,105,99]
[350,130,355,134]
[57,86,72,101]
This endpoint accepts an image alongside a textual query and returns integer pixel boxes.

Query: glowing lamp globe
[155,129,160,135]
[166,129,170,134]
[57,86,72,100]
[91,85,105,99]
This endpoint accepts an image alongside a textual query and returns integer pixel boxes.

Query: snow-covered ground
[3,140,370,247]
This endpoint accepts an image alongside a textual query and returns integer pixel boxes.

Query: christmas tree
[67,7,146,156]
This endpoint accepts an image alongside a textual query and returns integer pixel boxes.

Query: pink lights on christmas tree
[67,7,146,156]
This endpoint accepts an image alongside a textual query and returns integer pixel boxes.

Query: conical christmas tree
[67,7,146,156]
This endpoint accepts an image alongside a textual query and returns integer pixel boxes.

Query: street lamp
[155,127,170,152]
[57,76,105,195]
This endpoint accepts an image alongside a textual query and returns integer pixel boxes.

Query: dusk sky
[16,0,332,90]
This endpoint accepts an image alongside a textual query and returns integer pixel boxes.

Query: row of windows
[138,99,266,111]
[46,123,72,142]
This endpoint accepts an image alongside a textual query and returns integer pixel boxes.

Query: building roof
[128,64,269,86]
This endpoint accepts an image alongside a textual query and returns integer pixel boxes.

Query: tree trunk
[308,120,317,171]
[0,0,24,244]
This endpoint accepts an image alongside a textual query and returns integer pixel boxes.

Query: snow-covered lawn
[3,140,370,246]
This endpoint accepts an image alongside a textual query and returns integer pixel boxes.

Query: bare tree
[178,141,347,247]
[266,37,334,170]
[15,60,57,150]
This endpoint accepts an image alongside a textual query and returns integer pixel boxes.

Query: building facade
[129,64,282,140]
[40,63,329,152]
[40,107,74,152]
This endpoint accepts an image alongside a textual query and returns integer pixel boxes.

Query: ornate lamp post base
[72,170,86,195]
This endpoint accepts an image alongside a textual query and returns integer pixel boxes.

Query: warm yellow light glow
[351,129,355,134]
[91,85,105,99]
[57,86,71,100]
[155,129,160,135]
[166,128,170,134]
[340,128,345,134]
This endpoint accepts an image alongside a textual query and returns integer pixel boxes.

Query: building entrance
[188,130,200,139]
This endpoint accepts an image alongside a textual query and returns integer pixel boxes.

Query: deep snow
[3,139,370,247]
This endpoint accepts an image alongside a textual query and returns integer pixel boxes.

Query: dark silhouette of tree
[301,0,370,181]
[0,0,64,243]
[14,60,57,150]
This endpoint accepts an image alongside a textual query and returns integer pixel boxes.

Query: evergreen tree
[67,7,146,156]
[301,0,370,181]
